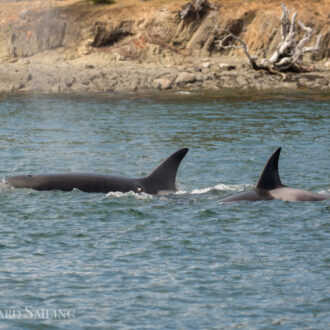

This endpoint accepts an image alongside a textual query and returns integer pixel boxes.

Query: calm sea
[0,92,329,329]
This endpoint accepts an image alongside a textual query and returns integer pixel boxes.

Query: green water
[0,93,329,329]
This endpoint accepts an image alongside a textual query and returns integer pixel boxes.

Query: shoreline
[2,87,330,102]
[0,0,329,96]
[1,52,329,96]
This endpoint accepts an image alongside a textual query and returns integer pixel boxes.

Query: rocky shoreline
[0,0,329,95]
[1,51,330,95]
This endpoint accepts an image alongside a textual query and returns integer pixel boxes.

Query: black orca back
[6,148,189,195]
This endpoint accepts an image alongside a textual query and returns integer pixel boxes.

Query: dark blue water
[0,93,329,329]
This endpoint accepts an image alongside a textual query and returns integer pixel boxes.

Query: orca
[220,147,329,202]
[6,148,188,195]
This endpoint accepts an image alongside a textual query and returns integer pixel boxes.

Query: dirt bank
[0,0,329,93]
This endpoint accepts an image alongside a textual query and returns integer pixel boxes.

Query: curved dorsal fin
[144,148,188,192]
[256,147,283,190]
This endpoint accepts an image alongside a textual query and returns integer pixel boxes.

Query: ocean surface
[0,92,329,329]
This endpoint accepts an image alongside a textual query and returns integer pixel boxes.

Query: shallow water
[0,92,329,329]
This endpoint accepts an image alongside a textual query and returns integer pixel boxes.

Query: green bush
[91,0,115,4]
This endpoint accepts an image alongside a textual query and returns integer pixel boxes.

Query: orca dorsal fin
[144,148,188,192]
[256,147,283,190]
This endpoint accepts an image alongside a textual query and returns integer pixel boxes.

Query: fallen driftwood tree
[215,3,323,76]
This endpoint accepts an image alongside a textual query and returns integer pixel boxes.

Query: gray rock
[153,78,172,90]
[219,63,236,71]
[195,73,204,82]
[317,78,328,86]
[298,78,310,87]
[236,76,247,86]
[282,82,298,89]
[175,72,196,85]
[65,77,76,88]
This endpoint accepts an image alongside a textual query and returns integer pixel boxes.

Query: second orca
[220,147,329,202]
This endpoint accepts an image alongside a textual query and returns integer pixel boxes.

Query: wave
[175,91,191,95]
[0,178,13,191]
[319,188,330,195]
[191,183,252,194]
[105,191,153,200]
[175,190,187,195]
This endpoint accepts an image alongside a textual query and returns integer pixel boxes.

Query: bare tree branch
[215,30,259,69]
[280,3,290,41]
[303,34,322,53]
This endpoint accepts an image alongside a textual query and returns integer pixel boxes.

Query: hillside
[0,0,329,93]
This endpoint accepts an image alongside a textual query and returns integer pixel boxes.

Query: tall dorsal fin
[144,148,188,192]
[256,147,283,190]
